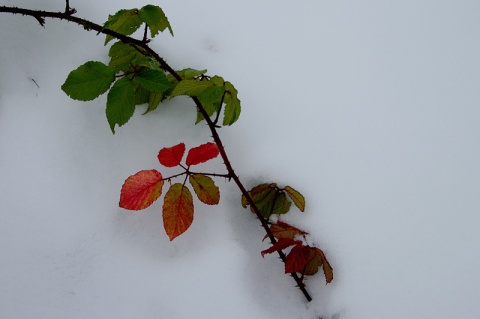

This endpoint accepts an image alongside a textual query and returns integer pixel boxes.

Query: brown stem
[0,5,313,302]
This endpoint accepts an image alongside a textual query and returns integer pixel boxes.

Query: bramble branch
[0,4,313,302]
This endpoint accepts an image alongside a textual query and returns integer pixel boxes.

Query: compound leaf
[61,61,115,101]
[135,69,169,92]
[104,9,143,45]
[185,142,220,166]
[189,174,220,205]
[163,183,194,241]
[158,143,185,167]
[138,5,173,37]
[284,186,305,212]
[119,170,164,210]
[106,77,135,133]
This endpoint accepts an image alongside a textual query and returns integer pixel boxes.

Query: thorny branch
[0,4,313,302]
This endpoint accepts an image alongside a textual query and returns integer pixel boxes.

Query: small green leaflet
[134,69,170,93]
[106,77,135,133]
[61,61,115,101]
[104,9,143,45]
[171,79,214,97]
[223,81,241,126]
[138,5,174,37]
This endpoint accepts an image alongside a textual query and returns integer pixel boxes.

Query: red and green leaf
[185,142,219,166]
[284,245,334,283]
[284,186,305,212]
[162,183,194,241]
[119,169,164,210]
[158,143,185,167]
[189,174,220,205]
[261,238,302,257]
[285,245,312,273]
[264,221,309,241]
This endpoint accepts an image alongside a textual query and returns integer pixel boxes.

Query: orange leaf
[317,248,334,283]
[263,221,309,241]
[185,142,219,166]
[285,245,312,273]
[162,183,194,241]
[119,170,164,210]
[261,238,302,257]
[189,174,220,205]
[158,143,185,167]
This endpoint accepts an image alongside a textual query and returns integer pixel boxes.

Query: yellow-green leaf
[189,174,220,205]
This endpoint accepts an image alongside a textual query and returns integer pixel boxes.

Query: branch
[0,5,312,302]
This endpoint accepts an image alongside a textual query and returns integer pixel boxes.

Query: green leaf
[106,77,135,133]
[134,85,150,105]
[242,183,279,218]
[272,192,292,215]
[171,79,214,97]
[175,68,207,80]
[108,41,147,72]
[189,174,220,205]
[223,81,241,125]
[134,69,169,92]
[61,61,115,101]
[198,86,225,106]
[143,91,163,114]
[138,5,174,37]
[284,186,306,212]
[196,86,225,123]
[104,9,143,45]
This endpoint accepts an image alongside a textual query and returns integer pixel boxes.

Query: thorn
[34,15,45,27]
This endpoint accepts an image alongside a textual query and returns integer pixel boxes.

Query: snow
[1,0,480,318]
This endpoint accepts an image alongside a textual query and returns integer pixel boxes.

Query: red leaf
[185,142,219,166]
[162,183,194,241]
[263,221,309,241]
[261,238,302,257]
[285,245,312,273]
[119,170,164,210]
[158,143,186,167]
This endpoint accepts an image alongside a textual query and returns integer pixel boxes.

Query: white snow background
[1,1,480,318]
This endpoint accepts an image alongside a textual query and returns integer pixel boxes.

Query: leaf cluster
[119,142,222,241]
[61,5,240,133]
[242,184,333,284]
